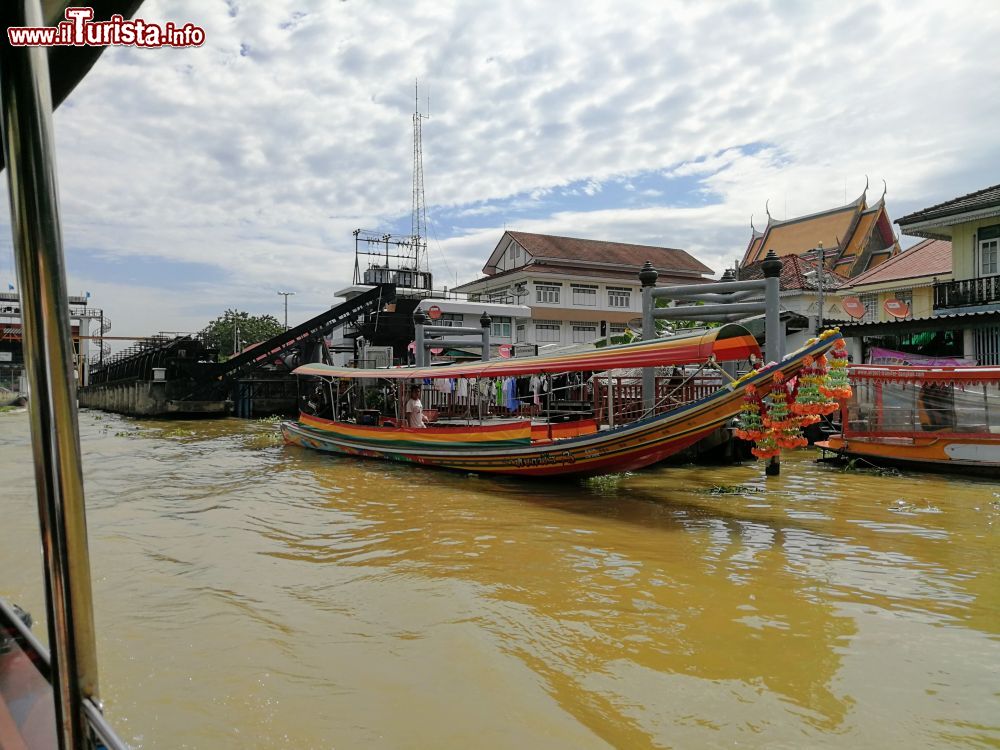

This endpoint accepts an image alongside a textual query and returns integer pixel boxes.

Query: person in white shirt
[405,384,429,428]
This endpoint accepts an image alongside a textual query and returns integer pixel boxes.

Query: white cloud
[0,0,997,330]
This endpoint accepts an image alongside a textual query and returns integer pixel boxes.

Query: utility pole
[277,291,295,330]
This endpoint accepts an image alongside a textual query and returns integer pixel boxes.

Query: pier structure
[78,285,395,418]
[639,251,784,472]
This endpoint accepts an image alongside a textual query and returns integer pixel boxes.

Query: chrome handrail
[1,598,129,750]
[0,1,101,747]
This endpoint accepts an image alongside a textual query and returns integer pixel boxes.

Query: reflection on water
[2,409,999,748]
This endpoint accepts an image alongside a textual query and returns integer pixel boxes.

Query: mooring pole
[480,311,492,362]
[413,308,427,367]
[761,249,783,476]
[639,260,659,415]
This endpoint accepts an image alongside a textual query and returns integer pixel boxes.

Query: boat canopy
[295,323,760,380]
[849,365,1000,386]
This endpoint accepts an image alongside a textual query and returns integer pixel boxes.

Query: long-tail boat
[281,325,843,477]
[818,364,1000,474]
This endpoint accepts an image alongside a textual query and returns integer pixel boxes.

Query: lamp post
[277,291,295,330]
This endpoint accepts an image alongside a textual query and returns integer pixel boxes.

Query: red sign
[426,305,442,320]
[498,344,512,359]
[883,298,910,319]
[430,347,444,355]
[841,296,866,319]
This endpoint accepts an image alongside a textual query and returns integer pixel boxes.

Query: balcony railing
[934,276,1000,309]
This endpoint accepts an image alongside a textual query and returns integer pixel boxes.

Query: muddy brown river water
[2,408,999,748]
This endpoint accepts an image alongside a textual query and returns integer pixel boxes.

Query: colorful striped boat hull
[282,336,840,478]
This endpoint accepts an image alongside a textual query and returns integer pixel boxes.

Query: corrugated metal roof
[841,238,951,288]
[897,183,1000,226]
[837,308,1000,334]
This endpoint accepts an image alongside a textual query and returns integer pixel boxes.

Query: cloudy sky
[2,0,999,337]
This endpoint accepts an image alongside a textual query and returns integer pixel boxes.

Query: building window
[572,284,598,306]
[859,292,878,323]
[516,324,526,342]
[535,320,561,343]
[571,322,598,343]
[437,312,463,327]
[536,284,561,304]
[609,323,627,335]
[981,237,999,276]
[607,287,631,308]
[491,316,512,338]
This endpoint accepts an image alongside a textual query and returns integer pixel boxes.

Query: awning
[838,309,1000,337]
[850,364,1000,385]
[295,324,760,380]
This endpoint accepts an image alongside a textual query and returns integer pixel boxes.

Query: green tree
[200,309,284,359]
[654,298,721,335]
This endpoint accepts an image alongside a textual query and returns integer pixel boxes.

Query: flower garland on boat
[734,332,855,460]
[790,354,839,418]
[733,385,765,441]
[762,371,808,450]
[820,338,852,400]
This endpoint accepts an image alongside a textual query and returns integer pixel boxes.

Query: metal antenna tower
[411,79,429,272]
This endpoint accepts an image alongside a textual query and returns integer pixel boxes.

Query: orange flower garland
[791,354,838,416]
[734,384,766,441]
[820,338,853,400]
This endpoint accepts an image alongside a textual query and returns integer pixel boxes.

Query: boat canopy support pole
[639,262,659,414]
[0,1,100,746]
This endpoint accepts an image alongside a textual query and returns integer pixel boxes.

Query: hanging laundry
[505,378,518,412]
[530,375,542,406]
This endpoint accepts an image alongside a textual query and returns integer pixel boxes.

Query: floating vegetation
[842,457,901,477]
[707,484,763,495]
[254,415,282,424]
[243,430,283,449]
[159,427,196,439]
[584,473,630,491]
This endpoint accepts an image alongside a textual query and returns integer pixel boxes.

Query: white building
[453,231,713,347]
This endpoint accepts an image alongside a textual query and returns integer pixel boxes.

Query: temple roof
[742,188,899,277]
[739,254,848,292]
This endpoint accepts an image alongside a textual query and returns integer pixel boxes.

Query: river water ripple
[2,409,998,748]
